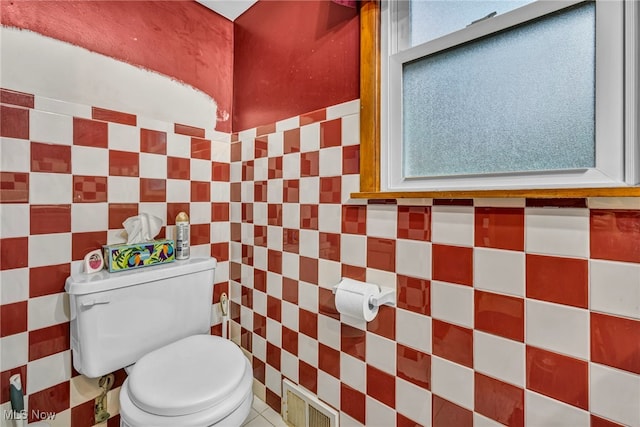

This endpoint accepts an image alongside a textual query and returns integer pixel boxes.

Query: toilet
[65,257,253,426]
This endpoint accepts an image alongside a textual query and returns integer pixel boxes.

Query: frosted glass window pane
[410,0,536,46]
[402,2,595,178]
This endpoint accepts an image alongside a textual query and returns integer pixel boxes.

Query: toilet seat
[119,335,254,427]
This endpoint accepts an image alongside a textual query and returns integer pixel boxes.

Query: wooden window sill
[351,187,640,200]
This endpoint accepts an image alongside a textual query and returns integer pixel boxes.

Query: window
[358,0,640,196]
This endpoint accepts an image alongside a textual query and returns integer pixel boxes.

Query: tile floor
[241,395,287,427]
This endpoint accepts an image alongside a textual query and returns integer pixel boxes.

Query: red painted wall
[232,0,360,131]
[0,0,234,132]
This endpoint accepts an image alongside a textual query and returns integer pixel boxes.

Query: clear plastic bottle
[175,211,190,260]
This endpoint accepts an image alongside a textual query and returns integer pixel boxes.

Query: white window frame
[380,0,640,192]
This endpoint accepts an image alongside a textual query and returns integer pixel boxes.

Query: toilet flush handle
[81,298,110,308]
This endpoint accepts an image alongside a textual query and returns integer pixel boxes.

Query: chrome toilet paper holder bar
[332,283,396,308]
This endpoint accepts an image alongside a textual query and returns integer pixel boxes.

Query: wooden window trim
[354,0,640,199]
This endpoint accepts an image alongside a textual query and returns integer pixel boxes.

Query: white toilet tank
[65,257,217,378]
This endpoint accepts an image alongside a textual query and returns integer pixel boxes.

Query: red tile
[526,254,588,308]
[253,312,267,338]
[475,207,525,251]
[0,366,27,404]
[31,142,71,173]
[299,308,318,339]
[1,88,34,108]
[319,176,342,203]
[167,156,190,180]
[299,256,318,285]
[256,123,276,137]
[475,373,524,427]
[174,123,205,138]
[73,175,107,203]
[300,151,319,177]
[397,413,422,427]
[230,182,242,202]
[434,199,473,206]
[367,237,396,272]
[282,326,298,356]
[0,105,29,139]
[253,357,266,384]
[320,118,341,148]
[432,319,474,368]
[282,277,298,305]
[230,141,242,162]
[284,128,300,153]
[242,161,254,181]
[191,137,211,160]
[107,414,121,427]
[526,346,588,409]
[475,290,524,342]
[342,205,367,234]
[300,204,319,230]
[340,383,365,424]
[29,323,70,361]
[242,203,253,224]
[191,223,210,246]
[267,342,281,370]
[254,180,267,202]
[342,264,367,282]
[432,395,473,427]
[108,203,138,229]
[29,263,70,297]
[397,206,431,242]
[254,136,268,158]
[72,231,107,261]
[267,295,282,322]
[282,179,300,203]
[299,361,318,394]
[71,399,94,427]
[432,244,473,286]
[397,343,431,390]
[591,312,640,374]
[591,415,625,427]
[268,204,282,226]
[265,388,281,414]
[367,305,395,340]
[30,205,71,234]
[231,223,241,242]
[319,343,340,378]
[319,232,340,262]
[342,145,360,175]
[211,202,229,222]
[341,323,366,361]
[139,178,166,202]
[0,237,28,270]
[140,128,166,154]
[0,172,29,203]
[526,198,587,208]
[241,284,253,308]
[240,327,252,352]
[319,288,340,320]
[191,181,210,202]
[255,225,268,247]
[167,203,190,226]
[73,117,108,148]
[397,275,430,316]
[212,161,230,182]
[1,301,27,337]
[109,150,139,176]
[591,209,640,263]
[300,108,326,126]
[268,249,282,274]
[282,228,299,254]
[268,156,283,179]
[367,364,395,408]
[92,107,136,126]
[210,242,229,261]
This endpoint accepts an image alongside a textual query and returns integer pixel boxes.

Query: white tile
[525,208,589,258]
[396,308,431,353]
[318,259,341,290]
[166,133,191,158]
[340,412,364,427]
[526,299,589,359]
[318,204,342,233]
[261,403,288,427]
[340,114,360,146]
[71,203,108,232]
[27,350,71,394]
[211,182,230,203]
[210,140,231,162]
[108,122,139,152]
[317,370,341,411]
[137,116,171,133]
[254,158,268,182]
[210,222,230,244]
[267,131,284,157]
[70,375,101,407]
[281,252,300,281]
[0,268,29,305]
[474,413,505,427]
[281,350,299,384]
[35,96,91,118]
[240,306,253,330]
[267,272,282,299]
[341,234,367,267]
[474,331,525,387]
[298,280,318,313]
[0,204,29,238]
[431,356,474,410]
[139,153,167,179]
[474,248,525,297]
[189,202,209,225]
[300,122,320,152]
[396,239,431,279]
[267,178,283,203]
[137,202,166,226]
[0,137,30,172]
[397,198,432,206]
[265,364,282,396]
[591,260,640,319]
[299,177,319,204]
[107,176,139,203]
[30,110,72,145]
[431,281,474,328]
[0,332,28,371]
[319,146,343,177]
[239,127,257,142]
[366,204,397,239]
[191,158,211,181]
[253,202,267,226]
[395,378,432,427]
[71,145,108,176]
[252,335,267,363]
[107,229,127,245]
[30,173,72,204]
[588,197,640,209]
[28,233,71,267]
[28,293,69,330]
[341,353,366,392]
[166,179,190,203]
[366,332,396,375]
[525,390,589,427]
[366,397,396,427]
[432,205,474,246]
[266,318,281,347]
[318,314,341,350]
[327,100,360,120]
[299,229,319,258]
[341,175,360,203]
[591,363,640,427]
[276,116,300,132]
[298,333,318,366]
[282,153,301,179]
[365,268,396,289]
[267,225,283,251]
[282,203,300,229]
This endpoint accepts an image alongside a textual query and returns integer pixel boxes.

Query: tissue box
[102,240,175,272]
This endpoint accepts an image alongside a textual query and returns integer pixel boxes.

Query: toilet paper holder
[332,282,396,308]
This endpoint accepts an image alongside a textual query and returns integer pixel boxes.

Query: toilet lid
[127,335,247,417]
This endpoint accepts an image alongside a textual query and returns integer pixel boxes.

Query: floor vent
[282,379,338,427]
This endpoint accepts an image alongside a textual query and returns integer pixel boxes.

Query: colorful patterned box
[102,240,175,272]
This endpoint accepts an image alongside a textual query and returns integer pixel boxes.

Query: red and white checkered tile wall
[0,87,231,426]
[227,100,640,427]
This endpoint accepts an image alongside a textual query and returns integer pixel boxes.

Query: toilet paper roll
[334,278,381,322]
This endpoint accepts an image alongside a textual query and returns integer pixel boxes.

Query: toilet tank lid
[65,257,217,295]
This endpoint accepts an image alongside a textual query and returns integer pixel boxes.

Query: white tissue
[122,213,163,244]
[334,278,381,322]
